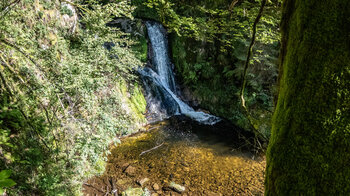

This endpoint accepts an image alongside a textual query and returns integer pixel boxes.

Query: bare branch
[140,142,164,156]
[239,0,267,141]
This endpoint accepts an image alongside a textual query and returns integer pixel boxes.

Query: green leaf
[0,179,16,188]
[0,170,11,180]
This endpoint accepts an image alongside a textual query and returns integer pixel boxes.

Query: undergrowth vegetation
[0,0,146,194]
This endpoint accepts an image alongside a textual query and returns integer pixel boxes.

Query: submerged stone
[168,182,185,193]
[152,183,160,191]
[137,178,150,186]
[85,118,266,195]
[121,188,144,196]
[124,165,137,176]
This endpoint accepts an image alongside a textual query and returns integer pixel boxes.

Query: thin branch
[61,0,89,13]
[83,183,105,194]
[240,0,267,108]
[0,65,13,96]
[239,0,267,141]
[1,0,20,12]
[229,0,239,12]
[0,39,46,76]
[140,142,164,156]
[0,0,20,18]
[0,53,54,127]
[0,54,52,152]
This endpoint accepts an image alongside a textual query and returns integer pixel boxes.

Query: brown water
[83,117,265,196]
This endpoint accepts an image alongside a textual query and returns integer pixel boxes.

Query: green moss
[131,36,148,63]
[119,80,147,124]
[265,0,350,195]
[130,83,147,120]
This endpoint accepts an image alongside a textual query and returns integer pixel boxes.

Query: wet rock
[121,188,144,196]
[124,165,137,176]
[152,183,160,191]
[167,182,185,193]
[144,188,151,196]
[137,178,150,186]
[117,179,129,186]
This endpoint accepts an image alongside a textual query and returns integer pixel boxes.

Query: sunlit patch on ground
[83,118,265,195]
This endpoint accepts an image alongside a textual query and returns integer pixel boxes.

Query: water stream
[82,21,265,196]
[83,117,265,195]
[139,21,221,125]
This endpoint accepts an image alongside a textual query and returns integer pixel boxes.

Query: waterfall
[139,21,221,125]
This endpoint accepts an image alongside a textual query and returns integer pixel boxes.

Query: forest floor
[83,118,266,196]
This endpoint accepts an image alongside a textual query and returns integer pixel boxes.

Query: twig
[0,53,58,133]
[0,64,13,96]
[240,0,267,109]
[0,0,20,18]
[147,126,160,132]
[61,0,89,13]
[140,142,164,156]
[0,56,52,152]
[83,183,105,194]
[0,39,46,76]
[239,0,267,141]
[229,0,239,12]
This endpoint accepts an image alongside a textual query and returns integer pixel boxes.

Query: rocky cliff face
[132,0,280,137]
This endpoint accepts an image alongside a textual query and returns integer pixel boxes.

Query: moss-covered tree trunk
[265,0,350,195]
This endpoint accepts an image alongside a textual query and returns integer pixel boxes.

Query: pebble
[124,165,136,176]
[137,178,150,186]
[121,188,144,196]
[168,181,185,193]
[152,183,160,191]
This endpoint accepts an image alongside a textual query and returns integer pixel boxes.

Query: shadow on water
[83,116,266,195]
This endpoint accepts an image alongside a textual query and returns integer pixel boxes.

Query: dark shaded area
[166,115,259,153]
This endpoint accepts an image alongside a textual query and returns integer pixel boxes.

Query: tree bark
[265,0,350,195]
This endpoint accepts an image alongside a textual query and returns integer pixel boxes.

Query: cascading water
[139,21,221,125]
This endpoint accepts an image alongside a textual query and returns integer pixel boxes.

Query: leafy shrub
[0,0,146,194]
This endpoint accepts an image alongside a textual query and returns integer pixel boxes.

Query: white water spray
[139,21,221,125]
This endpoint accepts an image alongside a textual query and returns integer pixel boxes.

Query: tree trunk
[265,0,350,195]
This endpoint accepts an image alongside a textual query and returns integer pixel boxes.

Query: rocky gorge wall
[132,0,281,138]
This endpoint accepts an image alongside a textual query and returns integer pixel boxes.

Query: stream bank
[83,116,265,196]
